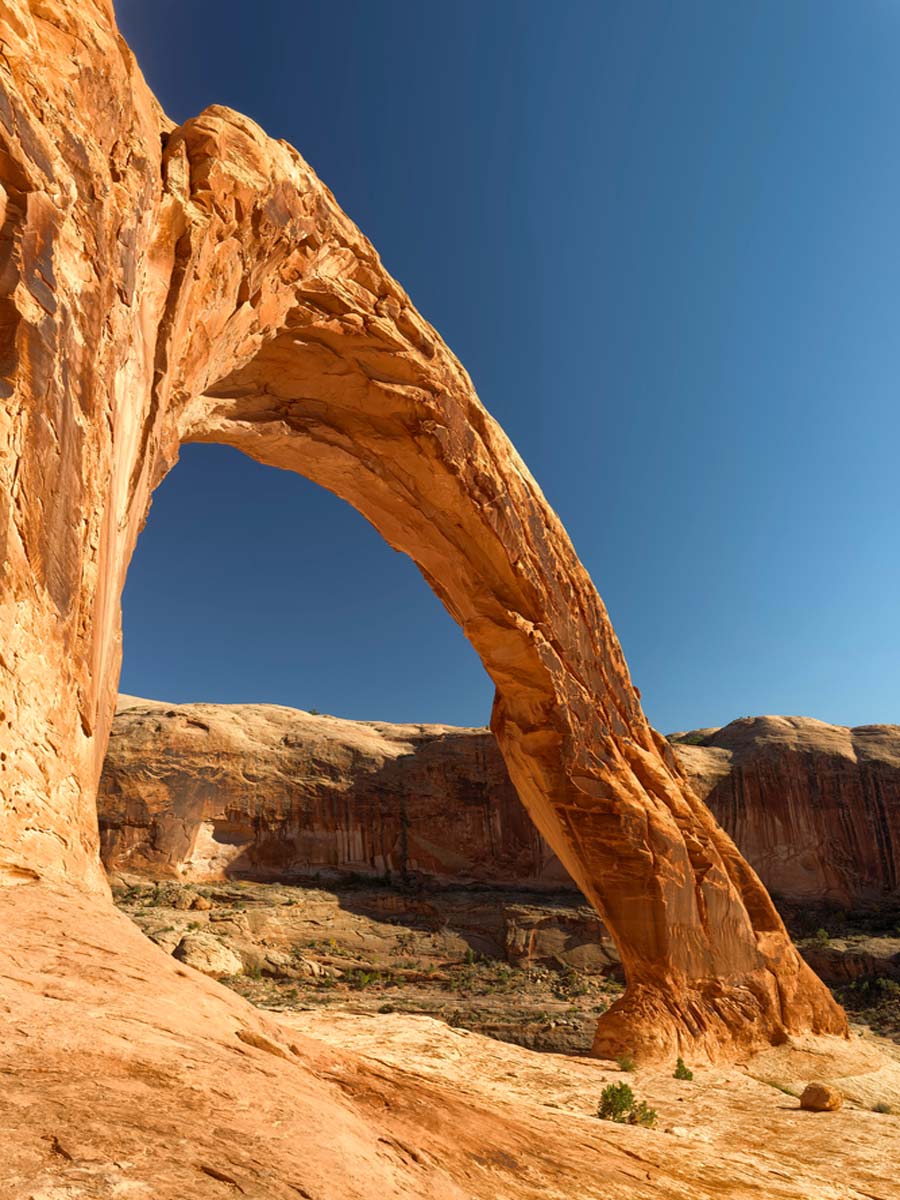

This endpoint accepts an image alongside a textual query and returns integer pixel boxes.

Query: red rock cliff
[674,716,900,906]
[100,703,900,911]
[100,696,567,887]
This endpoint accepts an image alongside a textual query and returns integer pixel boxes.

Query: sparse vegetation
[114,877,639,1052]
[552,964,589,998]
[668,731,710,747]
[815,928,831,945]
[616,1053,636,1073]
[597,1082,656,1127]
[673,1056,693,1081]
[873,1101,893,1114]
[765,1080,799,1097]
[343,968,386,989]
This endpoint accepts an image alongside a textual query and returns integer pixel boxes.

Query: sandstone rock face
[798,937,900,986]
[0,0,845,1075]
[672,717,900,906]
[100,696,565,887]
[101,703,900,914]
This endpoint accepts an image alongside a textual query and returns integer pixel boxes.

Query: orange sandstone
[0,0,845,1100]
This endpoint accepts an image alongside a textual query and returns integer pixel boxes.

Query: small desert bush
[673,1056,693,1081]
[616,1053,636,1072]
[873,1101,893,1114]
[597,1082,657,1128]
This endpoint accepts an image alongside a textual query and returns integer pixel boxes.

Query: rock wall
[101,703,900,910]
[0,0,844,1063]
[100,696,567,887]
[673,716,900,907]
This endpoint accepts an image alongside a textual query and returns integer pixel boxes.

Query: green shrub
[815,928,831,945]
[616,1053,636,1072]
[630,1100,657,1128]
[670,731,709,746]
[344,968,382,989]
[873,1101,893,1114]
[673,1056,693,1081]
[597,1082,657,1128]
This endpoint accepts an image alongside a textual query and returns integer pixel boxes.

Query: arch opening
[120,441,492,727]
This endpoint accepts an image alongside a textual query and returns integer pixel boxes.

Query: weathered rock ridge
[101,702,900,911]
[100,696,567,887]
[0,0,843,1133]
[673,716,900,907]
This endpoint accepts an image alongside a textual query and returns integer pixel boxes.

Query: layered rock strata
[0,0,844,1084]
[101,703,900,912]
[99,696,567,887]
[673,716,900,907]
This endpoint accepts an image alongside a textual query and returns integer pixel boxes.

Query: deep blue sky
[117,1,900,733]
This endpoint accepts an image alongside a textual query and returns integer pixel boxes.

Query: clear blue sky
[117,0,900,733]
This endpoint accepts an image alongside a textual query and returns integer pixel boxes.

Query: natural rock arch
[0,0,845,1061]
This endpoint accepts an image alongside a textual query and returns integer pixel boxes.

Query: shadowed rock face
[100,696,567,888]
[673,717,900,906]
[0,0,845,1065]
[101,703,900,912]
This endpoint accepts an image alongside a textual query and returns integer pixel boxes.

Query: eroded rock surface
[1,0,844,1151]
[114,875,621,1055]
[3,885,896,1200]
[100,696,565,887]
[672,717,900,905]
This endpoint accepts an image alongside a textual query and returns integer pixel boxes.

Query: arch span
[0,4,845,1061]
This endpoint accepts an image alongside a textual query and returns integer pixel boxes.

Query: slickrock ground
[672,716,900,905]
[4,880,900,1200]
[283,1012,900,1200]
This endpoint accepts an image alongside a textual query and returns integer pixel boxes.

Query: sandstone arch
[0,0,845,1062]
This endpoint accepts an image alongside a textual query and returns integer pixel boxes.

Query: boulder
[172,932,243,978]
[799,1082,844,1112]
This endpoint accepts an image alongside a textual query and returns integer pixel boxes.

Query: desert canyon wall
[100,701,900,909]
[675,717,900,906]
[0,0,846,1060]
[100,696,564,887]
